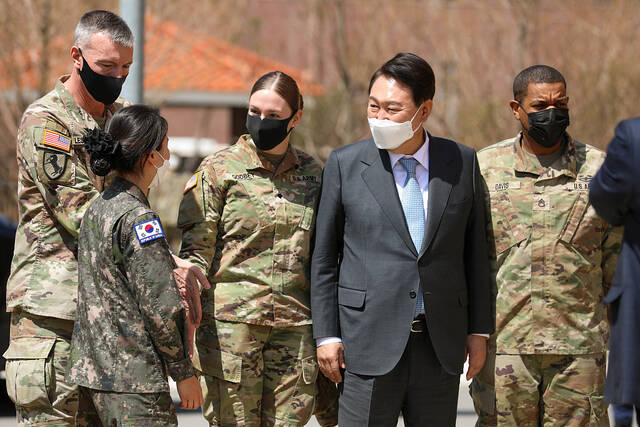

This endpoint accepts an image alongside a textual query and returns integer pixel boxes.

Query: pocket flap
[338,287,365,309]
[192,344,242,383]
[3,337,56,359]
[604,286,624,304]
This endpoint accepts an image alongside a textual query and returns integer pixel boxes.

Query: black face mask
[245,113,295,151]
[78,50,126,105]
[524,107,570,148]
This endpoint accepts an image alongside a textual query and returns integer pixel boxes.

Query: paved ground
[0,376,479,426]
[0,374,625,426]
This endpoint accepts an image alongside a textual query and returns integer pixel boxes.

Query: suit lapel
[361,141,418,257]
[420,138,453,258]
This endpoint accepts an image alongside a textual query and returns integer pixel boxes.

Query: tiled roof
[0,16,323,97]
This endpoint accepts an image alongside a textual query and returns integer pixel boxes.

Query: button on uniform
[409,290,417,299]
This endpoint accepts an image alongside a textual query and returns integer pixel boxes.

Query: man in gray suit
[311,53,493,426]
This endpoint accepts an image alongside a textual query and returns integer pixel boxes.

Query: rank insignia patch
[43,129,71,152]
[43,151,68,180]
[183,172,199,194]
[134,219,165,244]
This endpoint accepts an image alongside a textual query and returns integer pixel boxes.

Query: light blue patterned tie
[399,157,425,317]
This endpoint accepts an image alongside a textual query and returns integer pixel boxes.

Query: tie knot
[399,157,418,178]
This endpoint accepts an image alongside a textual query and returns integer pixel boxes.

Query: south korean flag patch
[134,219,165,244]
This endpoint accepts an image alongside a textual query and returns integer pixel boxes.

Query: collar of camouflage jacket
[513,131,577,180]
[55,75,118,136]
[108,176,150,207]
[238,134,301,176]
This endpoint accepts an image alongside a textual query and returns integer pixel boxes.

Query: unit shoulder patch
[42,151,68,180]
[184,172,200,194]
[134,219,165,244]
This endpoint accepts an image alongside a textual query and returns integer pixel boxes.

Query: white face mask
[150,151,169,189]
[368,105,423,150]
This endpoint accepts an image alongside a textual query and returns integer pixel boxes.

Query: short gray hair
[73,10,134,49]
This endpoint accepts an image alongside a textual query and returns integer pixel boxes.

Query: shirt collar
[513,131,577,179]
[108,176,150,207]
[388,132,430,171]
[239,134,301,174]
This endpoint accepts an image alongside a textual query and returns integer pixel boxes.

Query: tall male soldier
[311,53,492,426]
[471,65,622,426]
[3,11,207,425]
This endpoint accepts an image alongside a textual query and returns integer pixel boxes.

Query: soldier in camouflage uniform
[68,105,202,426]
[178,71,326,426]
[470,65,622,426]
[3,11,133,426]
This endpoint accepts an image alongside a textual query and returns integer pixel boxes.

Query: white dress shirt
[317,134,486,347]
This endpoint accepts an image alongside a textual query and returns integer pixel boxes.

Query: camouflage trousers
[493,353,609,426]
[193,320,318,426]
[75,385,177,426]
[470,337,497,427]
[3,309,78,426]
[313,372,338,427]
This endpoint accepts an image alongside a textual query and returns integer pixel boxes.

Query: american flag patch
[42,130,71,152]
[183,172,199,194]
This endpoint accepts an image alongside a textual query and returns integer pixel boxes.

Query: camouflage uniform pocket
[36,147,74,185]
[3,337,56,408]
[301,356,319,385]
[193,344,242,383]
[559,194,604,266]
[587,394,608,427]
[298,206,314,231]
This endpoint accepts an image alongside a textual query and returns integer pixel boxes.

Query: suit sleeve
[589,120,635,226]
[464,152,494,335]
[122,212,194,382]
[311,150,345,339]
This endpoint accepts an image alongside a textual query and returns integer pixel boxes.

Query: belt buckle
[410,317,425,333]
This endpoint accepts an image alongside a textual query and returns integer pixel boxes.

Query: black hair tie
[82,128,120,176]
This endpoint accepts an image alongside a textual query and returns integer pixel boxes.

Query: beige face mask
[149,151,169,189]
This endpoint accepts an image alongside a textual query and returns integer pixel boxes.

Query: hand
[317,342,345,383]
[172,255,211,328]
[176,375,203,410]
[465,335,487,380]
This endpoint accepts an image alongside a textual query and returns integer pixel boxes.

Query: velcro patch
[134,219,165,244]
[183,172,199,194]
[42,129,71,152]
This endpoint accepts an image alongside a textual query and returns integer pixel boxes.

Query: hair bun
[82,128,120,176]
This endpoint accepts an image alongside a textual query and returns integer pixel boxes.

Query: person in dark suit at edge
[589,117,640,427]
[310,52,493,426]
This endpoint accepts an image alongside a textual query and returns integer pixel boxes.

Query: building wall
[160,105,233,144]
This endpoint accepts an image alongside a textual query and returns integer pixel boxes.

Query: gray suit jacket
[311,137,492,376]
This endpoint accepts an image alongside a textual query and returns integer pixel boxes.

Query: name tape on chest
[184,172,199,194]
[228,172,318,183]
[567,175,592,191]
[134,219,165,244]
[491,181,521,192]
[42,129,71,152]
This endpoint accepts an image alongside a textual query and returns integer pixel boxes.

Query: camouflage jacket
[68,177,193,392]
[7,75,128,320]
[478,132,622,355]
[178,135,322,326]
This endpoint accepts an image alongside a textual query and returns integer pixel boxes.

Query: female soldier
[178,71,322,426]
[68,105,202,426]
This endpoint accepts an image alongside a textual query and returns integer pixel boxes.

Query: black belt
[411,313,426,333]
